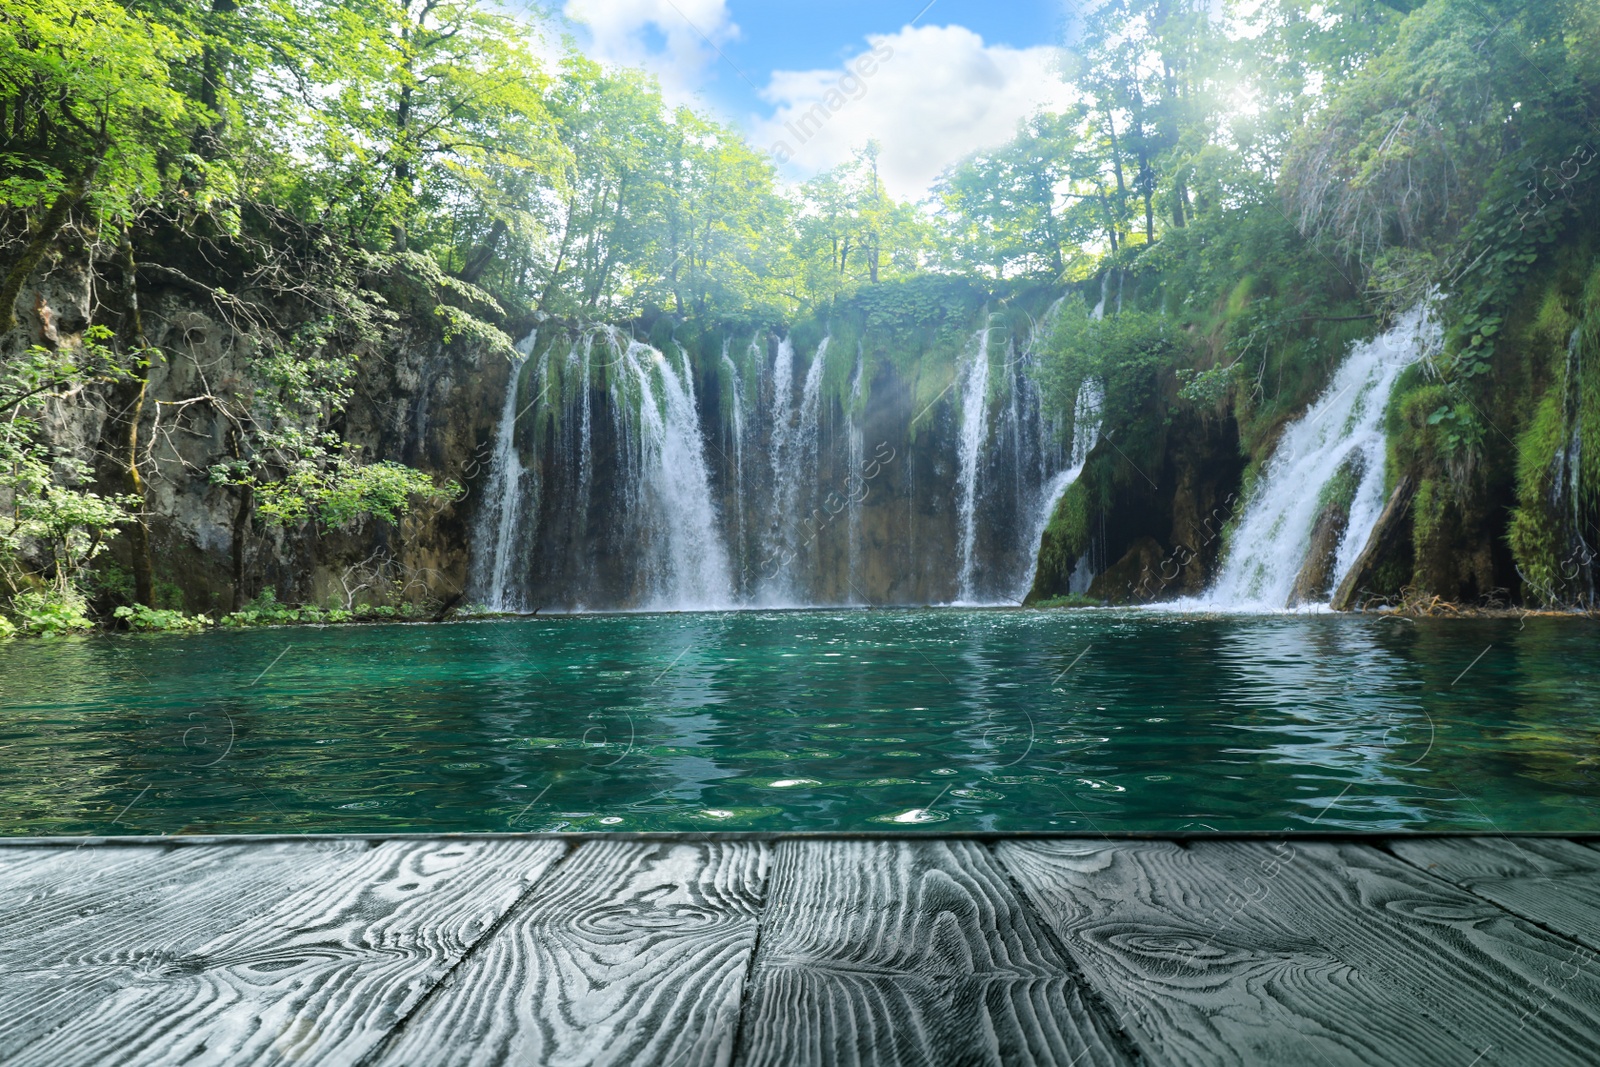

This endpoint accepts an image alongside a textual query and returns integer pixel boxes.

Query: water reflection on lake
[0,610,1594,834]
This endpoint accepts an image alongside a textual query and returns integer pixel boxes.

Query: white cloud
[750,25,1074,201]
[561,0,739,102]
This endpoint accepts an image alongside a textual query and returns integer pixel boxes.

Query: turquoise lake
[1,610,1595,835]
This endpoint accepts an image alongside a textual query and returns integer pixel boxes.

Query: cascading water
[762,336,828,604]
[472,331,538,612]
[721,340,748,593]
[1549,325,1596,604]
[569,332,596,598]
[616,337,735,610]
[759,336,798,601]
[847,342,866,603]
[1015,379,1104,601]
[473,300,1098,611]
[955,325,993,603]
[1196,305,1441,611]
[795,337,829,500]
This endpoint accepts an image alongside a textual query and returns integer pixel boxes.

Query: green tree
[0,0,197,330]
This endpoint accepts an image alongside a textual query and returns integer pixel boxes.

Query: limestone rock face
[1027,409,1246,606]
[4,255,510,613]
[1289,500,1350,608]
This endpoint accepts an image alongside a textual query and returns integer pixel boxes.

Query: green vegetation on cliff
[1020,0,1600,609]
[2,0,1598,628]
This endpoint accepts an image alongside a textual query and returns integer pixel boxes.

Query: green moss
[1411,477,1445,588]
[1315,454,1365,515]
[1043,478,1093,562]
[1032,593,1102,609]
[1507,390,1565,601]
[1580,261,1600,515]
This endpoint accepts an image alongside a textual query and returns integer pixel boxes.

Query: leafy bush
[220,590,305,628]
[113,605,209,633]
[12,590,94,636]
[219,590,425,627]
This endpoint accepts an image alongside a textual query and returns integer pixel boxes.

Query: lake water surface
[1,610,1595,835]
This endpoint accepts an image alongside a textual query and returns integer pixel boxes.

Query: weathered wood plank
[1191,841,1600,1065]
[736,840,1129,1067]
[998,839,1475,1066]
[1390,838,1600,952]
[0,841,369,965]
[1390,837,1600,879]
[4,839,564,1067]
[0,840,370,1053]
[371,841,767,1067]
[0,845,128,887]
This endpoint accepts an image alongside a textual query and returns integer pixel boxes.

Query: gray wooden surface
[0,836,1597,1066]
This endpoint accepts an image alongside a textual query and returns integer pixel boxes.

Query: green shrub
[114,604,209,633]
[220,590,304,628]
[12,589,94,636]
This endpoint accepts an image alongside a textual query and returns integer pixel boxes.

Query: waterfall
[473,331,538,612]
[847,342,866,602]
[1549,325,1595,604]
[795,337,828,532]
[473,299,1108,611]
[761,336,797,598]
[1198,305,1440,611]
[763,336,827,604]
[955,325,993,603]
[569,332,596,598]
[1015,379,1104,602]
[611,335,735,610]
[721,340,747,594]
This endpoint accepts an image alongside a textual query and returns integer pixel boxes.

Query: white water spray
[473,331,538,611]
[847,343,866,602]
[721,340,747,590]
[955,325,993,602]
[1015,378,1104,601]
[614,337,735,610]
[1197,305,1440,610]
[763,337,828,603]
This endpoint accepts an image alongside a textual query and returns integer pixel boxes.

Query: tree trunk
[458,218,507,284]
[537,198,578,310]
[231,485,253,611]
[1331,477,1416,611]
[0,175,92,332]
[193,0,238,158]
[1104,111,1128,236]
[1098,189,1119,252]
[108,239,156,607]
[1289,499,1349,607]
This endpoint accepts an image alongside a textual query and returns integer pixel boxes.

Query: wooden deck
[2,836,1598,1065]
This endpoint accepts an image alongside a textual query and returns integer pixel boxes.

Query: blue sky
[686,1,1071,113]
[546,0,1077,199]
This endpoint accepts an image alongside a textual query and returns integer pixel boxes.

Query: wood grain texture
[4,839,563,1067]
[1390,838,1600,953]
[1391,837,1600,879]
[1191,840,1600,1066]
[736,840,1130,1067]
[1000,839,1487,1067]
[372,841,768,1067]
[0,840,370,1053]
